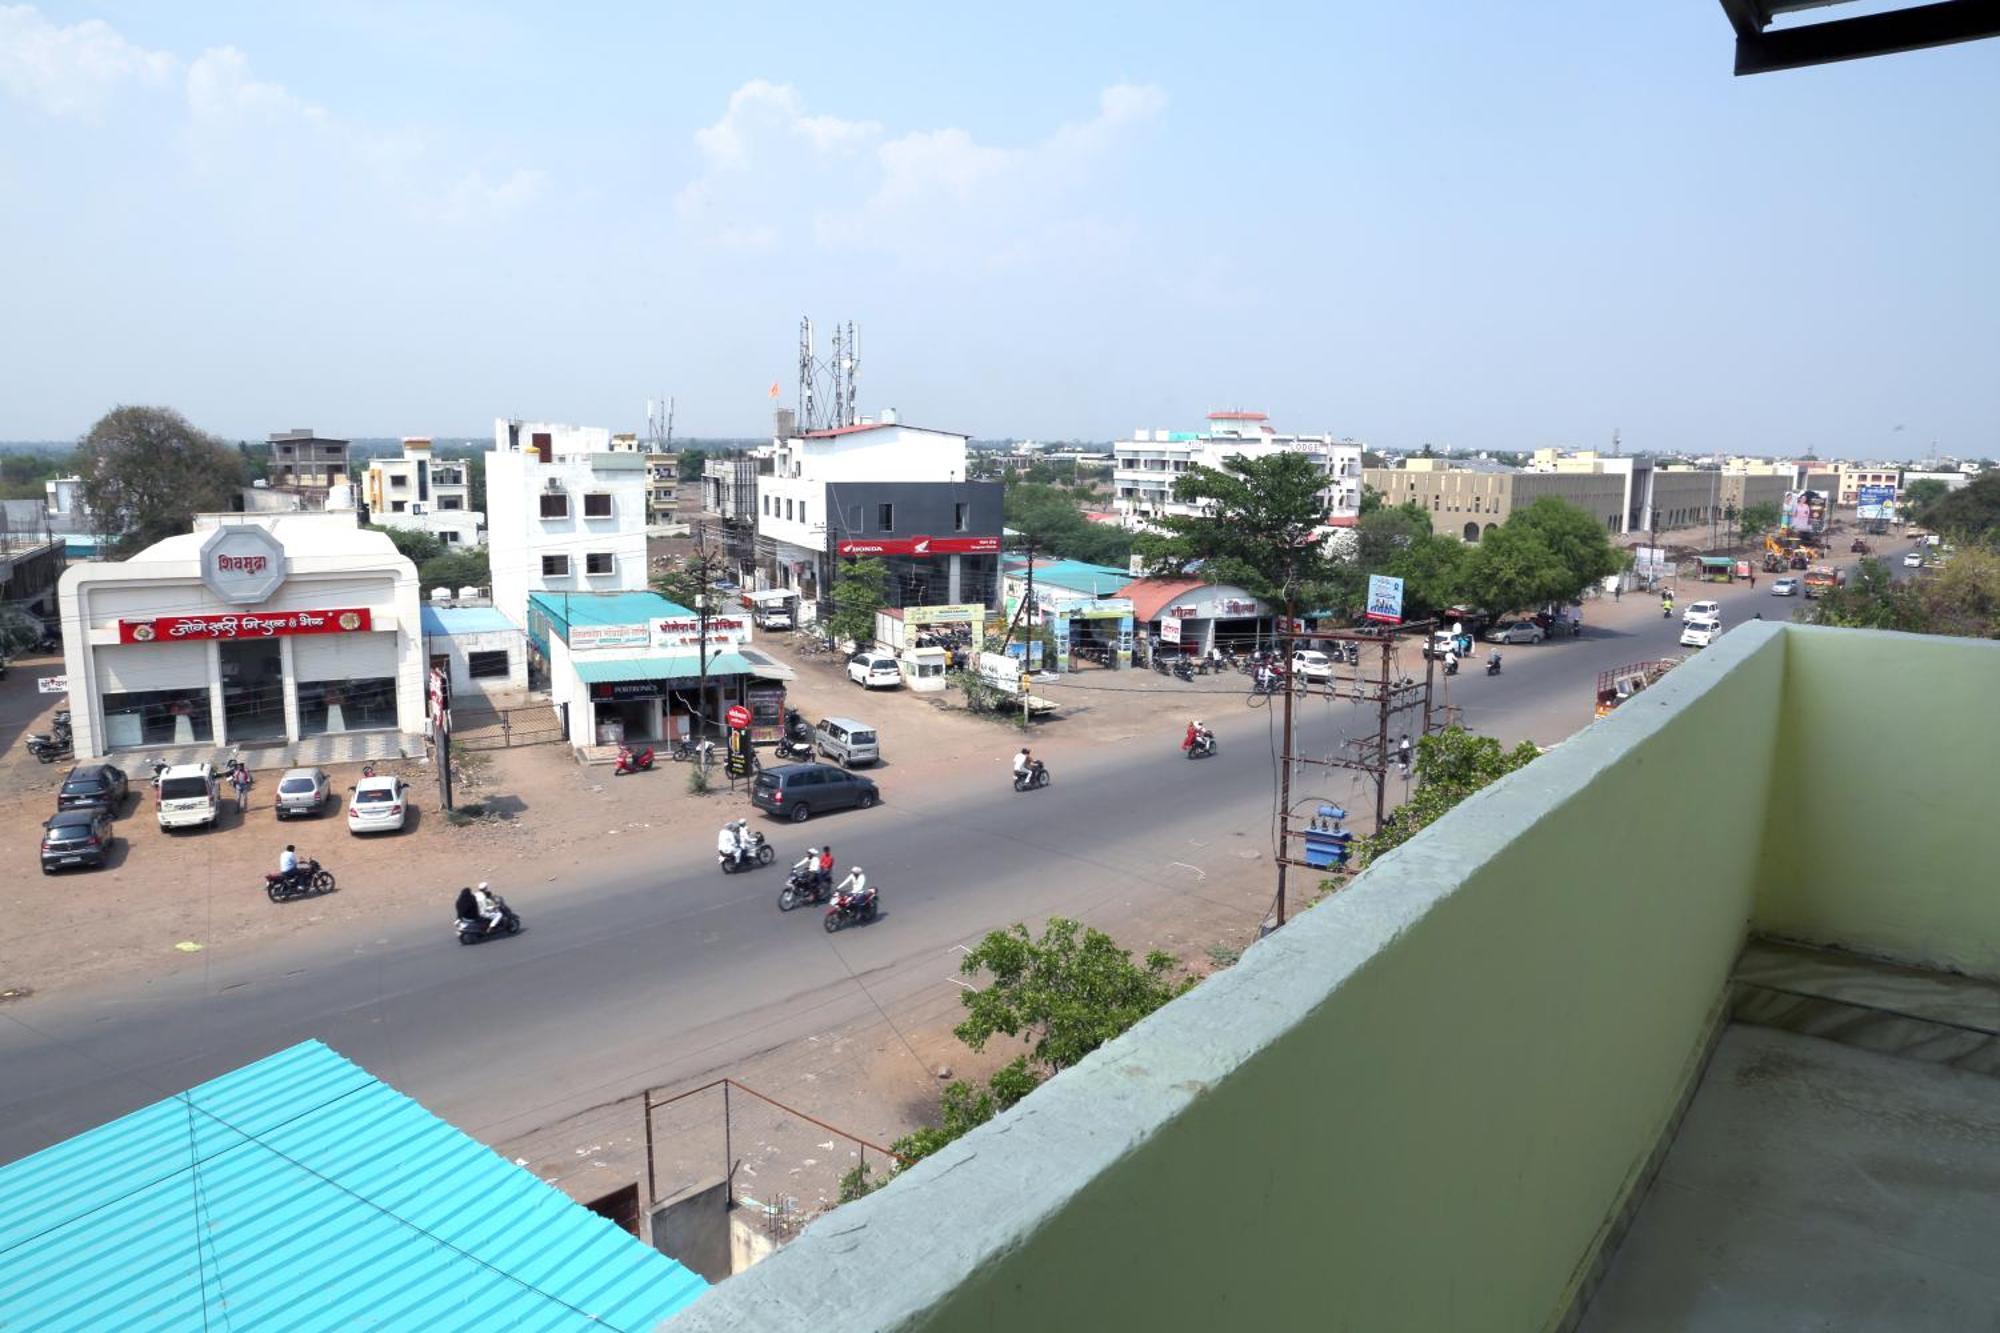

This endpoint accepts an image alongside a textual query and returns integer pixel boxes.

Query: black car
[750,763,880,823]
[42,808,113,873]
[57,764,128,815]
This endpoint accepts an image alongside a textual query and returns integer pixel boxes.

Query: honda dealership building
[56,513,426,760]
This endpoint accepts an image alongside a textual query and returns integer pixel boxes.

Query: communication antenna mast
[843,320,859,428]
[1612,427,1622,457]
[794,315,864,432]
[830,324,847,428]
[799,317,818,433]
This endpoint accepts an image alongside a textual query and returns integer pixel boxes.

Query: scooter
[614,744,656,775]
[1444,657,1459,677]
[455,894,523,944]
[778,862,833,911]
[719,830,775,874]
[264,858,336,902]
[1013,759,1051,792]
[1186,731,1218,760]
[1486,657,1502,677]
[823,886,880,933]
[774,734,814,762]
[1662,604,1673,619]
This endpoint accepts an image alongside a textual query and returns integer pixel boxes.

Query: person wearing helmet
[472,881,503,932]
[835,864,868,906]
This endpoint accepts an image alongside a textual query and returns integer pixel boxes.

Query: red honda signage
[119,608,374,643]
[836,535,1000,556]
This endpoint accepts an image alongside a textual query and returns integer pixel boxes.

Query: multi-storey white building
[756,410,1003,610]
[365,438,483,548]
[1113,412,1363,532]
[485,419,649,633]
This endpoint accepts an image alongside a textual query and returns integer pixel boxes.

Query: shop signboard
[38,675,68,694]
[570,623,651,650]
[198,526,288,605]
[589,678,669,701]
[902,603,984,627]
[1217,598,1260,617]
[1160,616,1182,645]
[1365,575,1405,626]
[836,535,1000,556]
[119,608,373,644]
[652,615,750,649]
[1166,604,1199,619]
[726,704,752,730]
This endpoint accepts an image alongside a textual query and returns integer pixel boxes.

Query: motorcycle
[264,858,336,902]
[719,830,775,874]
[774,735,814,762]
[147,758,171,791]
[778,862,833,911]
[1013,759,1051,792]
[26,732,71,763]
[455,894,523,944]
[1443,657,1459,677]
[1662,604,1673,619]
[823,886,880,933]
[1486,657,1502,677]
[1186,731,1218,760]
[614,744,656,775]
[1171,658,1195,682]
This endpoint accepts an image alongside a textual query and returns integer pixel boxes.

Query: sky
[1,2,1995,459]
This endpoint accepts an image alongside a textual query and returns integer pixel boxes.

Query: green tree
[1355,727,1542,867]
[1457,521,1568,616]
[376,525,445,566]
[1921,472,2000,543]
[1813,549,2000,638]
[1005,481,1132,566]
[1505,498,1626,602]
[0,606,45,656]
[953,917,1192,1076]
[77,406,245,553]
[826,556,889,648]
[1812,558,1923,632]
[419,549,490,593]
[1738,500,1781,543]
[1900,478,1949,524]
[890,1059,1039,1164]
[0,448,76,501]
[1137,451,1353,622]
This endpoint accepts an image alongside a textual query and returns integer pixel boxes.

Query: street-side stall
[1049,597,1133,672]
[874,602,987,675]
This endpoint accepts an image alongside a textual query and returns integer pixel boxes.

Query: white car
[1290,650,1332,683]
[1770,577,1799,597]
[1484,620,1545,645]
[156,763,219,832]
[846,651,903,689]
[1679,617,1722,649]
[1684,600,1721,622]
[1903,551,1924,568]
[346,774,410,835]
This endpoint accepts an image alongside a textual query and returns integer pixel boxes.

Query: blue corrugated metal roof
[421,605,521,636]
[574,651,753,683]
[0,1040,705,1331]
[529,591,693,638]
[1017,560,1134,596]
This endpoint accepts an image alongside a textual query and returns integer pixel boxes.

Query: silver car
[274,767,331,820]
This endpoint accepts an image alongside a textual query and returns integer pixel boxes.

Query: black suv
[750,763,880,823]
[57,764,128,815]
[42,808,113,873]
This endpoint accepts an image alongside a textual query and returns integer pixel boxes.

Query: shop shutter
[93,641,211,693]
[292,631,399,682]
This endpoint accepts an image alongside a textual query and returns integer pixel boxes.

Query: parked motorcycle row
[25,710,72,764]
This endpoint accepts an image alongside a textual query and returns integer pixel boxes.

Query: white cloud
[678,79,1166,265]
[0,5,541,224]
[0,4,177,118]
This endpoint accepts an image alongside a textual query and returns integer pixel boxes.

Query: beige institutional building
[1364,457,1793,543]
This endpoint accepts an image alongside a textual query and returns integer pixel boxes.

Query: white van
[157,762,220,831]
[814,716,881,767]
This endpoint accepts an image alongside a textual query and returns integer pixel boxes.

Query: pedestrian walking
[1614,583,1621,601]
[231,764,252,812]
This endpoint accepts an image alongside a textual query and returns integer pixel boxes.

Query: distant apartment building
[365,438,483,547]
[1366,455,1789,542]
[267,429,350,488]
[646,453,679,524]
[484,419,648,631]
[756,410,1003,610]
[1836,464,1902,507]
[1113,413,1363,532]
[1902,469,1969,493]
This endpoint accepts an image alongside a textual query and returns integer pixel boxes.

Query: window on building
[954,502,969,532]
[584,492,613,518]
[785,498,794,521]
[542,554,570,577]
[390,474,407,488]
[799,501,808,526]
[440,531,458,545]
[390,500,406,513]
[539,493,569,519]
[878,503,895,531]
[467,650,511,680]
[439,497,462,510]
[586,552,615,575]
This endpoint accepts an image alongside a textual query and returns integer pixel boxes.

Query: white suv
[1684,600,1721,622]
[1290,650,1333,683]
[1680,616,1722,649]
[156,763,220,831]
[847,651,903,689]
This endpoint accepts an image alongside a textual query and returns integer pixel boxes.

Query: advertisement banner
[652,615,750,649]
[569,623,651,650]
[1365,575,1405,625]
[120,608,372,643]
[903,602,984,626]
[836,535,1001,556]
[1856,485,1897,521]
[1160,616,1181,645]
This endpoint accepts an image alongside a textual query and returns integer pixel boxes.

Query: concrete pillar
[948,555,962,603]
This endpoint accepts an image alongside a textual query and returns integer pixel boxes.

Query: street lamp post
[695,591,710,742]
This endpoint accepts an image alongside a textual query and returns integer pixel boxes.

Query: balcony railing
[671,623,2000,1331]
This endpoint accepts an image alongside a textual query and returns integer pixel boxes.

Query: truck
[1802,565,1845,599]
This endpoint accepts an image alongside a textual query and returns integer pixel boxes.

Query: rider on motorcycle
[1488,648,1502,673]
[717,819,744,866]
[1013,748,1033,782]
[278,844,300,893]
[455,885,479,923]
[472,882,503,932]
[833,865,869,909]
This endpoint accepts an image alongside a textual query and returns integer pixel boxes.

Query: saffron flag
[768,380,780,399]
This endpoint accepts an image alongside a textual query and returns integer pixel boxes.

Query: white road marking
[1169,861,1207,881]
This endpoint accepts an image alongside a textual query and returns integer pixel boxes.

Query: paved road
[0,539,1913,1164]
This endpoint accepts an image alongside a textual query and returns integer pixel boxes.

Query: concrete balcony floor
[1579,943,2000,1331]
